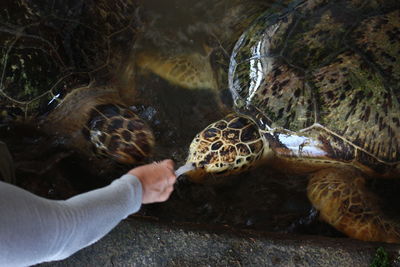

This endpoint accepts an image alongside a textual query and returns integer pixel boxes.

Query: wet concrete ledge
[40,217,400,266]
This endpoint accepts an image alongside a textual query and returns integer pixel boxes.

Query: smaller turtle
[0,0,155,165]
[183,0,400,243]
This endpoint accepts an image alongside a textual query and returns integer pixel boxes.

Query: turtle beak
[173,161,209,183]
[182,167,209,183]
[180,161,226,184]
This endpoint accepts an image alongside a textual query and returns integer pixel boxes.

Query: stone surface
[39,217,400,266]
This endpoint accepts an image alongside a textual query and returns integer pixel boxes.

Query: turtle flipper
[307,168,400,243]
[135,46,219,91]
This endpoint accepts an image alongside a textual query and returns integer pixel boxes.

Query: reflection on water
[1,0,399,240]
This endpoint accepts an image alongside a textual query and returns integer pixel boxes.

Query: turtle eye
[86,104,154,164]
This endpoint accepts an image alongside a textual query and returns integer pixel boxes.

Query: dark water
[1,0,399,240]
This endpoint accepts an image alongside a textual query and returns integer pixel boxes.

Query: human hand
[128,159,176,204]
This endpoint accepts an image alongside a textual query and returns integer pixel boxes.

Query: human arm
[0,160,176,266]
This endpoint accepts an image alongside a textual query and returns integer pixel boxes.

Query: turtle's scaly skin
[0,0,155,164]
[185,0,400,243]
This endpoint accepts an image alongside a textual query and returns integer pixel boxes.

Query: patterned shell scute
[229,0,400,166]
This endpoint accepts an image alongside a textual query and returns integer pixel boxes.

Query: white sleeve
[0,174,142,267]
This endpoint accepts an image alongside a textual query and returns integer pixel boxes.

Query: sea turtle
[0,0,154,165]
[183,0,400,243]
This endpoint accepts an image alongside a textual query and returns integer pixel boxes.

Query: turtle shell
[0,0,139,120]
[229,0,400,174]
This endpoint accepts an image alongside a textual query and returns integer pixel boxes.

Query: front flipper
[307,168,400,243]
[136,48,218,91]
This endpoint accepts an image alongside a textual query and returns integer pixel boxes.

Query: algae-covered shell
[229,0,400,174]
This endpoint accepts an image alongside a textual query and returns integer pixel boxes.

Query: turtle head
[86,104,154,164]
[185,114,271,183]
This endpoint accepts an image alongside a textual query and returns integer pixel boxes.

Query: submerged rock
[39,217,400,266]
